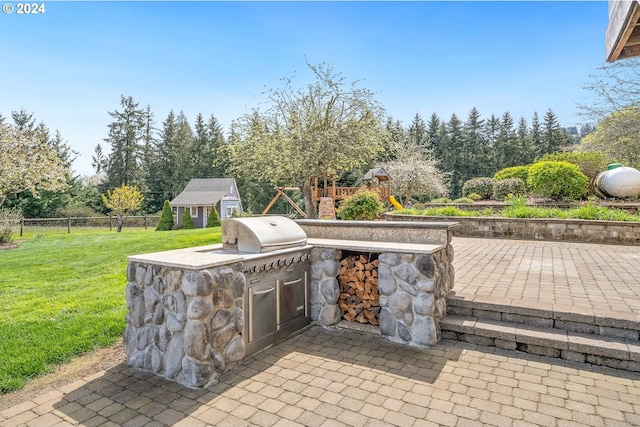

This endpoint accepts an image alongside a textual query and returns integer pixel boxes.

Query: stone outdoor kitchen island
[124,219,458,388]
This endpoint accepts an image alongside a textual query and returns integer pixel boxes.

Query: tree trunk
[302,180,317,219]
[117,215,124,232]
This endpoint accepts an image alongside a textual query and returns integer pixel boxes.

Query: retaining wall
[386,214,640,245]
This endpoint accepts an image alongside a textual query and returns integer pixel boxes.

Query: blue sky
[1,1,609,176]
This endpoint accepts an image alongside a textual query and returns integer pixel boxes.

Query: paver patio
[1,237,639,426]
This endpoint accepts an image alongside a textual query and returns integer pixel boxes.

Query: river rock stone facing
[309,241,454,349]
[124,263,246,388]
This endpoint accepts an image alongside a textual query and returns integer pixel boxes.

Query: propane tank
[593,164,640,198]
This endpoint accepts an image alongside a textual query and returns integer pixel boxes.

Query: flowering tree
[0,122,67,207]
[382,141,450,204]
[101,184,144,232]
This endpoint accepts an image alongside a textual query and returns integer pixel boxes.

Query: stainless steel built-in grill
[221,217,311,355]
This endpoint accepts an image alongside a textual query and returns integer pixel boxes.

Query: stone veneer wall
[387,214,640,245]
[310,245,455,348]
[124,262,246,388]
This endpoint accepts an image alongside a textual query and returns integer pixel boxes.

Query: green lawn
[0,228,221,393]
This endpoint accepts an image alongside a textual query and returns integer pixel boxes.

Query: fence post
[20,218,24,237]
[145,214,148,230]
[109,215,112,231]
[68,216,71,234]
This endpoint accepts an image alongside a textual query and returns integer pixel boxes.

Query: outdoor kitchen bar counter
[124,219,458,388]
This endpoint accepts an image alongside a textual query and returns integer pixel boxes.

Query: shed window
[190,206,198,218]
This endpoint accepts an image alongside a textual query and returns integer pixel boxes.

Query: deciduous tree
[101,184,144,232]
[0,122,67,208]
[228,60,387,218]
[382,140,449,204]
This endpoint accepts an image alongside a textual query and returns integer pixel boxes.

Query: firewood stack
[337,254,380,325]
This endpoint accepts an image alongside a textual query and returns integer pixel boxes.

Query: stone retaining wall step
[440,315,640,372]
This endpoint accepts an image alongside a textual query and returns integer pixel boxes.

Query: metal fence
[17,215,163,235]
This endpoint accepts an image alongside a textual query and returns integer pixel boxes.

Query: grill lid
[221,216,307,253]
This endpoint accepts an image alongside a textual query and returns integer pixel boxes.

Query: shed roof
[170,178,239,206]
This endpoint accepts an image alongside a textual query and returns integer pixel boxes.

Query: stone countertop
[307,238,444,254]
[128,239,444,270]
[128,244,242,270]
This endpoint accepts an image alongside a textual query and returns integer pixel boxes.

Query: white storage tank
[594,164,640,198]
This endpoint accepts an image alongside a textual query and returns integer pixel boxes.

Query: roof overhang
[606,0,640,62]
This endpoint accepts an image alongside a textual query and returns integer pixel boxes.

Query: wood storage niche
[337,251,380,325]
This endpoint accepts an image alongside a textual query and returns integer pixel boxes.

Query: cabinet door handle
[283,278,302,286]
[253,287,275,295]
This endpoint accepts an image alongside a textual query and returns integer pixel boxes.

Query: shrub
[155,200,174,231]
[206,206,221,227]
[337,189,384,220]
[494,166,529,185]
[181,209,196,229]
[0,208,22,245]
[467,193,482,201]
[492,178,526,200]
[537,152,607,184]
[527,161,589,201]
[452,197,475,204]
[461,177,495,200]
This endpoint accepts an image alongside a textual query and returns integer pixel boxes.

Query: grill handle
[253,287,275,295]
[283,279,302,287]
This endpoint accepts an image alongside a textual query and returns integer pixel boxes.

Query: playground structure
[261,168,394,217]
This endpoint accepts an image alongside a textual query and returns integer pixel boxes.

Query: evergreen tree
[407,113,428,148]
[426,112,442,154]
[446,114,464,197]
[174,111,195,187]
[103,95,146,188]
[192,113,213,178]
[484,114,500,171]
[540,109,572,156]
[92,144,106,174]
[155,200,174,231]
[149,111,179,206]
[515,117,534,165]
[380,117,404,162]
[181,208,195,229]
[208,115,229,178]
[206,205,221,227]
[462,107,487,178]
[496,112,516,168]
[530,112,543,157]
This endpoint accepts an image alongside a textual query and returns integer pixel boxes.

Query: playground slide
[389,195,403,210]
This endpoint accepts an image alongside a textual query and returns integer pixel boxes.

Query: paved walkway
[1,238,640,427]
[452,238,640,316]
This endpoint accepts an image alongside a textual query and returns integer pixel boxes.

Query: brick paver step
[441,314,640,372]
[447,294,640,341]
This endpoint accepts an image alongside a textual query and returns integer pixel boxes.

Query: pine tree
[426,112,441,154]
[515,117,534,165]
[495,112,516,168]
[156,200,174,231]
[192,113,213,178]
[484,114,500,171]
[208,115,228,178]
[541,109,572,156]
[446,114,464,197]
[462,107,487,179]
[181,208,195,229]
[407,113,428,148]
[531,112,543,158]
[206,205,221,227]
[175,111,195,188]
[104,95,146,188]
